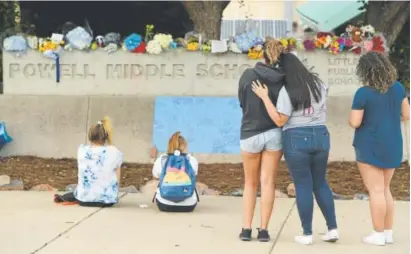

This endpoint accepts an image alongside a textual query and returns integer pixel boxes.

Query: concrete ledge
[87,95,155,163]
[0,94,408,163]
[3,50,360,96]
[0,95,88,158]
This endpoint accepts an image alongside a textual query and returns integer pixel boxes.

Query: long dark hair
[279,53,323,110]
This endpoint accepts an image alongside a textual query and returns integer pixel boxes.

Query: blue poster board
[153,96,242,154]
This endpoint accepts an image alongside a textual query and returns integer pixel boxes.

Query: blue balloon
[124,33,142,51]
[0,122,12,149]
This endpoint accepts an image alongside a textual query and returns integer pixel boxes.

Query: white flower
[153,33,173,49]
[146,40,162,54]
[104,43,118,54]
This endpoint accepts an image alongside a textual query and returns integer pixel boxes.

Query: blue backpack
[158,153,197,203]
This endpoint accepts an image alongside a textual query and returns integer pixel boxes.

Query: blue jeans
[283,126,337,235]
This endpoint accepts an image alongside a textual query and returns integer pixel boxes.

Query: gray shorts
[240,128,282,153]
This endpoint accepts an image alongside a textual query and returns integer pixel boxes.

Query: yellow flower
[91,42,98,50]
[201,43,211,52]
[39,40,60,52]
[187,42,199,51]
[248,49,263,59]
[281,38,288,47]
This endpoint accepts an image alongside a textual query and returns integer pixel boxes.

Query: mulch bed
[0,156,409,200]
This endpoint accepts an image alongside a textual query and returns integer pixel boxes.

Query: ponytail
[167,131,187,154]
[101,116,113,145]
[263,38,286,67]
[88,115,113,145]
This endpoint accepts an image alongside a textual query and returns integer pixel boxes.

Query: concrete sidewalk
[0,192,409,254]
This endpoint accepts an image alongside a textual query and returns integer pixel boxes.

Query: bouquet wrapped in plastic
[41,40,63,83]
[153,33,173,50]
[234,32,264,53]
[3,35,27,53]
[104,33,121,45]
[66,27,92,50]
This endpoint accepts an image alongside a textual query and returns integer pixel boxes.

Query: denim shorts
[240,128,282,153]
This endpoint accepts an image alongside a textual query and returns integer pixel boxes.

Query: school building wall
[1,50,409,163]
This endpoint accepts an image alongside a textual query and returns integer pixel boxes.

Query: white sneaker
[363,231,385,246]
[295,235,313,245]
[385,230,394,244]
[321,229,339,243]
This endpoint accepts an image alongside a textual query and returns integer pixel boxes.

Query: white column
[284,0,294,32]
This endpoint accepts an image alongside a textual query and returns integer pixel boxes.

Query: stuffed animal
[361,25,376,40]
[95,35,105,47]
[351,27,362,43]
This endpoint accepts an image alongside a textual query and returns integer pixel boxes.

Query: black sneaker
[239,228,252,241]
[257,228,271,242]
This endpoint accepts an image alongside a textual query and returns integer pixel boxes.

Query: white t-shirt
[276,83,328,131]
[75,144,123,204]
[152,154,199,206]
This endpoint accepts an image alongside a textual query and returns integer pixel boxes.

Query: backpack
[157,152,197,203]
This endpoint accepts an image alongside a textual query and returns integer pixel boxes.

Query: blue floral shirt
[75,145,123,204]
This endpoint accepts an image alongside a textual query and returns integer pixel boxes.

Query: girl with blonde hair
[238,38,286,242]
[152,131,199,212]
[54,116,123,207]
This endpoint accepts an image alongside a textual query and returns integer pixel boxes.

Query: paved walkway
[1,192,409,254]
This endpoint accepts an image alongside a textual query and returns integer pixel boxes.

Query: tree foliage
[359,0,410,48]
[359,0,410,89]
[182,1,230,40]
[0,1,34,84]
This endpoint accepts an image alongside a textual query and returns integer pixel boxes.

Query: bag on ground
[158,153,196,202]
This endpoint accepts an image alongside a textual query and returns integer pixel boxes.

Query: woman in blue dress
[349,51,410,246]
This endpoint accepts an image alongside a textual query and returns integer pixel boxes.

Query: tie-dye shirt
[75,144,123,204]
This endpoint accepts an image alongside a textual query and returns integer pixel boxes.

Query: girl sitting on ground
[152,131,199,212]
[54,116,123,207]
